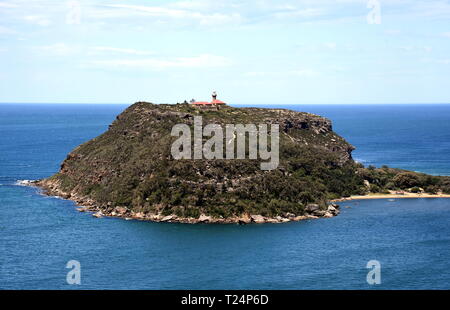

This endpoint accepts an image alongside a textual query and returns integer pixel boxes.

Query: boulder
[186,218,197,224]
[251,214,265,224]
[313,210,326,216]
[238,214,251,224]
[305,204,320,213]
[150,214,162,221]
[198,214,212,223]
[265,218,279,223]
[115,206,128,215]
[327,205,340,215]
[161,215,174,222]
[92,211,103,218]
[323,212,334,218]
[284,212,296,218]
[329,203,340,209]
[133,212,145,219]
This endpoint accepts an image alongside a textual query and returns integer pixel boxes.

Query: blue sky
[0,0,450,104]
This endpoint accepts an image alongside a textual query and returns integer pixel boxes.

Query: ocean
[1,103,449,289]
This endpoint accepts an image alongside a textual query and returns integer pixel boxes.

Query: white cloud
[89,54,232,69]
[410,0,450,18]
[89,47,153,56]
[273,8,325,19]
[245,69,320,78]
[0,2,18,8]
[23,15,52,27]
[93,4,243,26]
[398,45,434,53]
[245,71,269,77]
[289,69,320,77]
[324,42,337,50]
[2,0,450,33]
[35,43,75,56]
[169,0,215,10]
[443,32,450,38]
[33,44,155,57]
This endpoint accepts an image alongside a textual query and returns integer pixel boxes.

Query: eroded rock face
[36,102,358,223]
[251,214,265,223]
[238,214,252,225]
[198,214,212,223]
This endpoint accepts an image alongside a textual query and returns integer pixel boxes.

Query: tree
[393,172,420,189]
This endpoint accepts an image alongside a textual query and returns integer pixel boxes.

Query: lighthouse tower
[210,91,225,105]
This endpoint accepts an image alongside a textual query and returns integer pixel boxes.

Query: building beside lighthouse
[192,91,226,106]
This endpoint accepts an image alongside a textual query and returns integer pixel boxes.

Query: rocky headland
[30,102,450,224]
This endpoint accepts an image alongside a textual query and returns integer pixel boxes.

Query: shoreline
[20,180,340,224]
[19,180,450,224]
[333,192,450,202]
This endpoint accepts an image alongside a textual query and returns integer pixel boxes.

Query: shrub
[393,172,420,189]
[410,187,422,193]
[424,185,438,194]
[385,182,396,190]
[369,184,381,193]
[441,185,450,194]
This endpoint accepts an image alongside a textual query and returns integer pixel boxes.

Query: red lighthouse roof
[192,91,226,105]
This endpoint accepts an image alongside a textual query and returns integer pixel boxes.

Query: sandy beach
[333,192,450,202]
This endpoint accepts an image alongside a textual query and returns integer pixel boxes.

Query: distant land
[29,102,450,224]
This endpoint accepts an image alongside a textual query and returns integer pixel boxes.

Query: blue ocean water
[1,103,450,289]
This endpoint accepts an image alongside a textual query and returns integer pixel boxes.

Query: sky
[0,0,450,104]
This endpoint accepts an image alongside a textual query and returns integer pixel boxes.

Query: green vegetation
[42,102,450,219]
[358,166,450,194]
